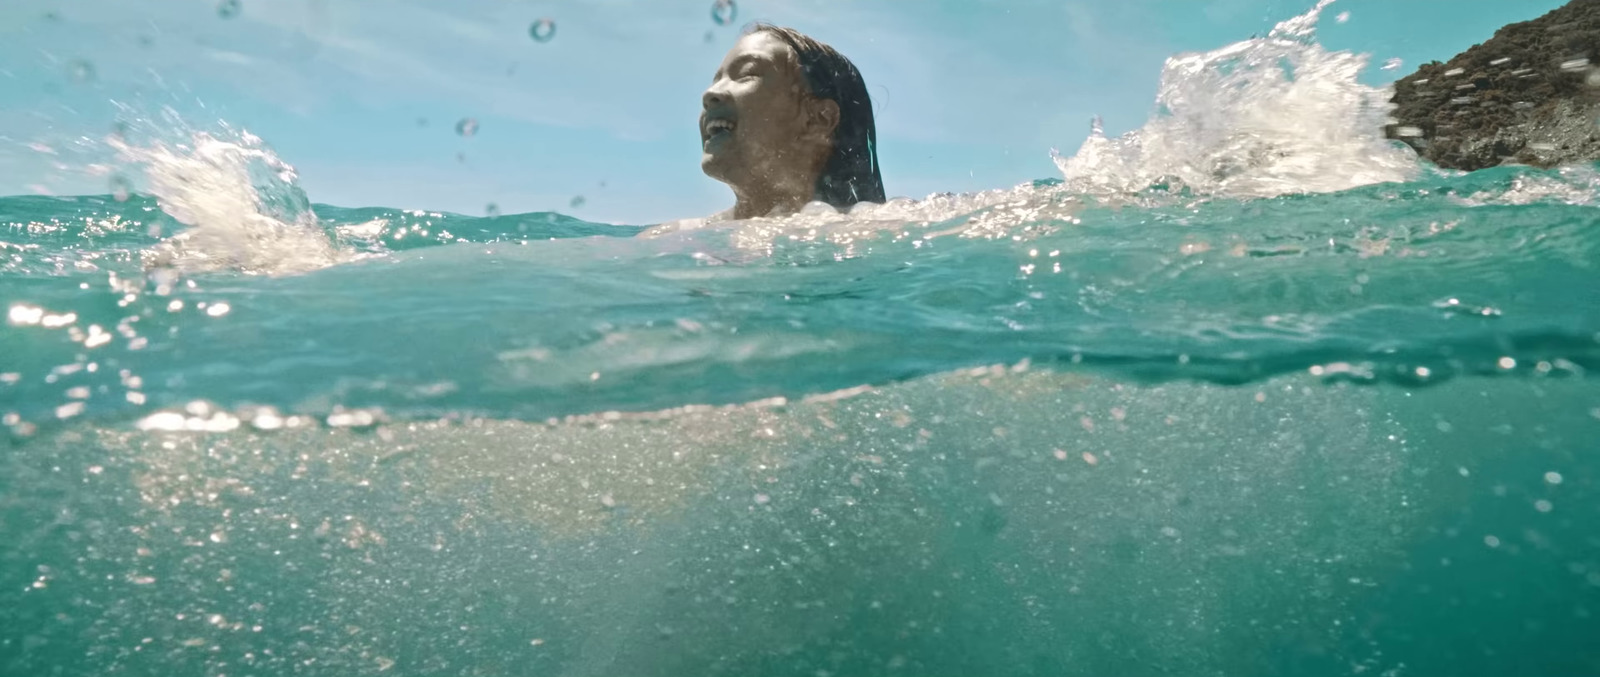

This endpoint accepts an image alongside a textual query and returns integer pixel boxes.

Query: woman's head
[700,24,884,216]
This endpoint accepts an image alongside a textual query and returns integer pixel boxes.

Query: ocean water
[4,3,1600,676]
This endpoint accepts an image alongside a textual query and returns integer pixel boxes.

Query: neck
[727,151,828,219]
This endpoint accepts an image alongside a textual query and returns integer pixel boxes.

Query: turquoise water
[3,163,1599,676]
[4,2,1600,672]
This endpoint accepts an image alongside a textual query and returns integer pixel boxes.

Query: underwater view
[3,0,1599,675]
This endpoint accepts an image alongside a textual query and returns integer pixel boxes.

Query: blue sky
[0,0,1570,224]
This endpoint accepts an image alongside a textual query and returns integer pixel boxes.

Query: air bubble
[529,18,556,43]
[217,0,241,19]
[1432,297,1501,317]
[485,203,501,217]
[455,118,479,137]
[110,175,132,202]
[570,195,586,209]
[711,0,737,26]
[68,59,96,83]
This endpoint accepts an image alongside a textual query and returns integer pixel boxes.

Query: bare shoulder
[636,209,733,238]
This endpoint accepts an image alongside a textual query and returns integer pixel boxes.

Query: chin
[700,153,731,181]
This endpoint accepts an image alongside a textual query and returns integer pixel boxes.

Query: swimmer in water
[648,24,884,232]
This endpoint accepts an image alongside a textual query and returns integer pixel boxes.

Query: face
[700,32,826,189]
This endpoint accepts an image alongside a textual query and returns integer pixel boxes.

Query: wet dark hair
[748,23,886,208]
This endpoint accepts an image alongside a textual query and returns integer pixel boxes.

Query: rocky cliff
[1386,0,1600,170]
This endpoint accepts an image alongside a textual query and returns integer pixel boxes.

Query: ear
[806,97,840,143]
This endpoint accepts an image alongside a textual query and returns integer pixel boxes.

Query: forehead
[720,32,796,70]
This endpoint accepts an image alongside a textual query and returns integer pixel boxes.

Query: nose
[702,85,728,110]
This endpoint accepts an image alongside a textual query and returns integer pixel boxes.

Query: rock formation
[1386,0,1600,170]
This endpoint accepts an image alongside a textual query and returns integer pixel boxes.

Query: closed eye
[716,55,764,83]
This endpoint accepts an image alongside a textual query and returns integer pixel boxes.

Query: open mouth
[703,117,735,144]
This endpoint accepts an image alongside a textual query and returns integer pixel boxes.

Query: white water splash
[110,120,340,275]
[1053,0,1419,198]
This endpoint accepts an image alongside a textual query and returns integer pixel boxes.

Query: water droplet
[529,18,556,43]
[711,0,737,26]
[416,117,429,127]
[1561,58,1590,72]
[1335,11,1350,23]
[67,59,95,83]
[569,195,586,208]
[217,0,241,19]
[1534,499,1553,513]
[1394,126,1423,138]
[455,118,479,137]
[1544,471,1563,485]
[1381,58,1403,71]
[110,175,132,202]
[705,31,715,43]
[485,203,501,217]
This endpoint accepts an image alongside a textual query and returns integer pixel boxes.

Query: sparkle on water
[529,17,557,43]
